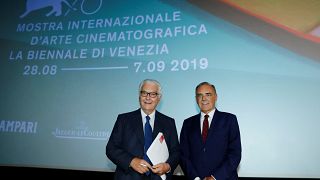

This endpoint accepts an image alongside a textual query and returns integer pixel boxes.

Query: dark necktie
[143,115,152,175]
[202,114,209,143]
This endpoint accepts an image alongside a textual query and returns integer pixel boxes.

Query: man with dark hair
[180,82,241,180]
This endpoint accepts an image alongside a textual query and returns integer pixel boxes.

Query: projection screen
[1,0,320,178]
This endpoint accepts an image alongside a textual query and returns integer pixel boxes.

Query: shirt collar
[201,108,215,118]
[141,109,156,120]
[141,109,155,130]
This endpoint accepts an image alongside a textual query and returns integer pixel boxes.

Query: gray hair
[139,79,162,96]
[195,82,217,95]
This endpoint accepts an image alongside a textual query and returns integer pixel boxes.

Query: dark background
[1,166,319,179]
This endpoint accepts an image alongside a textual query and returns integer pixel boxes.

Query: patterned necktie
[143,115,152,175]
[202,114,209,143]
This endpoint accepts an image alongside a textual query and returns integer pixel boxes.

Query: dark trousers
[142,174,151,180]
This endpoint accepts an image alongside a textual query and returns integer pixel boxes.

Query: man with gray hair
[106,79,180,180]
[180,82,241,180]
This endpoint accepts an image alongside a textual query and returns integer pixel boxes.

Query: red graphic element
[221,0,320,44]
[159,134,164,143]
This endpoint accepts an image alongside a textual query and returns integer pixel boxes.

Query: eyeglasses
[196,93,213,99]
[140,91,158,98]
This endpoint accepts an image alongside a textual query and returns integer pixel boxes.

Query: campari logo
[20,0,103,18]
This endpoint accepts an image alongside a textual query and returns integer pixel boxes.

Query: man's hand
[204,176,215,180]
[150,162,171,175]
[129,157,152,174]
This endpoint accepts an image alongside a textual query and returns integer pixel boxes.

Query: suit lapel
[192,113,202,143]
[197,110,221,144]
[153,111,162,139]
[207,109,220,138]
[210,109,220,128]
[132,109,144,147]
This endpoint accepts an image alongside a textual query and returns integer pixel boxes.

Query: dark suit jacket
[106,109,180,180]
[179,109,241,180]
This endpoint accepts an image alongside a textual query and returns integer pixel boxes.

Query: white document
[146,132,169,180]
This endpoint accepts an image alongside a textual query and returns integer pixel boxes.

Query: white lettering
[27,49,88,60]
[17,22,63,32]
[30,35,72,45]
[67,11,182,30]
[73,24,207,43]
[9,50,23,60]
[109,43,169,57]
[0,120,38,134]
